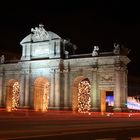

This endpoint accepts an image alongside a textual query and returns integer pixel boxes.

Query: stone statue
[120,45,131,55]
[31,24,49,41]
[113,43,131,56]
[92,46,99,56]
[113,43,120,55]
[0,55,5,64]
[64,51,69,59]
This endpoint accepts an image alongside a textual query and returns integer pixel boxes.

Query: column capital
[115,66,127,71]
[92,67,98,72]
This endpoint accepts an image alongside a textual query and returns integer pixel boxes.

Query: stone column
[21,45,26,60]
[0,75,3,106]
[114,68,121,111]
[64,69,68,109]
[91,68,98,111]
[49,69,55,108]
[21,43,32,60]
[54,69,60,109]
[24,71,30,107]
[121,68,128,111]
[124,70,128,105]
[60,72,64,109]
[27,44,31,60]
[19,73,25,107]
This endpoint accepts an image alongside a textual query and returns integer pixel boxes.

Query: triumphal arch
[0,24,130,113]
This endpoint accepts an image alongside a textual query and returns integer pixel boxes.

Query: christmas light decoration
[12,82,20,111]
[42,83,49,112]
[78,79,91,113]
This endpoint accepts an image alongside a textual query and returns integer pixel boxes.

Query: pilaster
[114,67,122,112]
[91,68,99,111]
[19,73,25,107]
[64,69,69,109]
[54,69,60,109]
[0,75,3,106]
[24,71,30,107]
[49,69,55,108]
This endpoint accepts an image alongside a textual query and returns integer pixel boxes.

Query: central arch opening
[34,77,49,112]
[72,76,91,113]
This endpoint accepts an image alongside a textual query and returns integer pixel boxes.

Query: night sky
[0,1,140,76]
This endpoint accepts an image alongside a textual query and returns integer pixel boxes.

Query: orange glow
[100,90,106,113]
[72,76,91,113]
[6,80,20,112]
[34,77,49,112]
[78,79,91,113]
[7,106,12,112]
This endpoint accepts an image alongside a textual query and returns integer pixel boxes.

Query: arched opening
[34,77,49,112]
[6,79,20,112]
[72,76,91,113]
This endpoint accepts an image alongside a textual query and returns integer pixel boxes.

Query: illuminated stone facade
[0,24,130,112]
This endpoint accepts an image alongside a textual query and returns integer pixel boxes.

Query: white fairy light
[78,80,91,113]
[12,82,20,111]
[42,83,49,112]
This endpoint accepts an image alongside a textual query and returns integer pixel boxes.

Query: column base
[113,107,122,112]
[91,107,100,112]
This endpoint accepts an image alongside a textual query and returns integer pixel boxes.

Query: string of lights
[42,84,49,112]
[12,82,20,111]
[78,80,91,113]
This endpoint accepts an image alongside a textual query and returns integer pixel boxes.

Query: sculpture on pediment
[120,45,131,56]
[113,43,120,55]
[0,55,5,64]
[31,24,49,41]
[63,39,77,55]
[113,43,131,56]
[64,50,69,59]
[92,46,99,56]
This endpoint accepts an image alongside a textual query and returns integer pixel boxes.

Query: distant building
[0,24,130,112]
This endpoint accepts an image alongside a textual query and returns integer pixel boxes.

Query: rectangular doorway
[100,91,114,112]
[106,91,114,112]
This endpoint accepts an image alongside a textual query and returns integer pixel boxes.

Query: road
[0,110,140,140]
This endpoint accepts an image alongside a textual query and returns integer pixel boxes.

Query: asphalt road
[0,110,140,140]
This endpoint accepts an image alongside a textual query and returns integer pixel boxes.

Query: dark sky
[0,1,140,76]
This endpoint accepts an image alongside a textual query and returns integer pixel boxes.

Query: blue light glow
[127,97,140,110]
[106,96,114,106]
